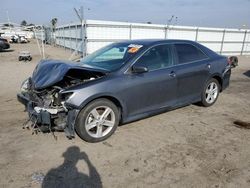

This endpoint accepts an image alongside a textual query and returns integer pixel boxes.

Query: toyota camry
[17,39,236,142]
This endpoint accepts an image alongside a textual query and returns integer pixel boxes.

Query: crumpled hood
[31,59,103,90]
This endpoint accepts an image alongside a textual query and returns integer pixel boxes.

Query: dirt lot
[0,41,250,188]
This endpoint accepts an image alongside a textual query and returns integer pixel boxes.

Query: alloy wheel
[205,82,218,104]
[85,106,116,138]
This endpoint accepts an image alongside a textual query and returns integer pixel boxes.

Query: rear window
[175,43,208,64]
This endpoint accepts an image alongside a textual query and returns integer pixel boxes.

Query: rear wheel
[76,99,120,142]
[201,78,220,107]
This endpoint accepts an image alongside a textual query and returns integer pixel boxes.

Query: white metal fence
[34,30,45,41]
[53,19,250,56]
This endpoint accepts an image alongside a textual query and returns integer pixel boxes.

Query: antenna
[173,16,178,26]
[167,15,174,26]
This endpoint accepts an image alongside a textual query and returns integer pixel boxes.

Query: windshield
[80,42,144,72]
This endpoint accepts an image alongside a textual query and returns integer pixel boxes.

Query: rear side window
[175,44,208,64]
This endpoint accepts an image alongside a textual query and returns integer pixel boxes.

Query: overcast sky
[0,0,249,28]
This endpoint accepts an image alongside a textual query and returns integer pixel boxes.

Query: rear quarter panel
[209,55,229,89]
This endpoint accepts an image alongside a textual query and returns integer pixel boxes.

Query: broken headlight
[60,92,75,102]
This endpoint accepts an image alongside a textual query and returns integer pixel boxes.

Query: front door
[121,44,178,117]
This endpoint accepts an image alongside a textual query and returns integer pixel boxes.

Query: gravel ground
[0,41,250,188]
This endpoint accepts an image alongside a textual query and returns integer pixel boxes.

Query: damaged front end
[17,59,105,139]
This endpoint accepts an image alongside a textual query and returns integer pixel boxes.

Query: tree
[21,20,27,26]
[3,23,14,27]
[51,18,58,32]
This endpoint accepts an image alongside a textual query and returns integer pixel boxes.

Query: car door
[121,44,178,117]
[173,43,210,104]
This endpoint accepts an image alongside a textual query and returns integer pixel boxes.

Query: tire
[18,57,22,61]
[28,57,32,61]
[76,98,120,142]
[201,78,220,107]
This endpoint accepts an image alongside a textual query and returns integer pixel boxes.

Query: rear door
[173,43,210,104]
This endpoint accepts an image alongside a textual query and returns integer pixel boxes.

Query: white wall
[54,20,250,56]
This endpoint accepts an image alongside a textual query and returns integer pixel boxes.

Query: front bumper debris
[17,93,79,139]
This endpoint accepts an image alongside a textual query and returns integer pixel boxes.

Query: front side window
[134,44,173,71]
[175,43,208,64]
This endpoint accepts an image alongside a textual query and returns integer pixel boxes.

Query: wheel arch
[211,74,223,91]
[78,94,126,123]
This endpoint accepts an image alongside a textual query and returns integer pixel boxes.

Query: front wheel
[201,78,220,107]
[76,99,120,142]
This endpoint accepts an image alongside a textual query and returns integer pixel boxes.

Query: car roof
[121,39,196,46]
[120,39,218,58]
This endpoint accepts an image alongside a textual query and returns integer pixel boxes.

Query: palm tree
[21,20,27,26]
[51,18,58,32]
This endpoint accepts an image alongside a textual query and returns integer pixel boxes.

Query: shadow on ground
[0,49,14,53]
[243,70,250,78]
[42,146,102,188]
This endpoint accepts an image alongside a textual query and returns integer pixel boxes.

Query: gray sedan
[17,39,235,142]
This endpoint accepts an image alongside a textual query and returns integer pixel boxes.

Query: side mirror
[132,65,148,74]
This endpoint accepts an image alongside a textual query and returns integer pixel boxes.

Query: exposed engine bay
[23,68,104,108]
[19,60,106,139]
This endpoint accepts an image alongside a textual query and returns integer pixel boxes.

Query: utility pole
[165,15,175,39]
[74,6,86,57]
[41,28,45,59]
[6,10,11,31]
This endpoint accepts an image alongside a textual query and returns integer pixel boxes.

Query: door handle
[169,71,176,77]
[206,64,211,69]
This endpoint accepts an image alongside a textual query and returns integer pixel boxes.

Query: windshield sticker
[128,44,143,53]
[128,44,143,48]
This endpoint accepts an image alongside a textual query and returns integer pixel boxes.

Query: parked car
[17,39,236,142]
[18,51,32,61]
[9,35,29,43]
[19,36,29,43]
[0,37,10,51]
[9,35,19,43]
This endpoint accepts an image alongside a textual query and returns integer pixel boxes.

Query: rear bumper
[17,92,78,138]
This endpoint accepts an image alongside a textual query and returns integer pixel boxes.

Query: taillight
[228,56,238,68]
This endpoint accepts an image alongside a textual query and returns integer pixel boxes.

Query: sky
[0,0,250,29]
